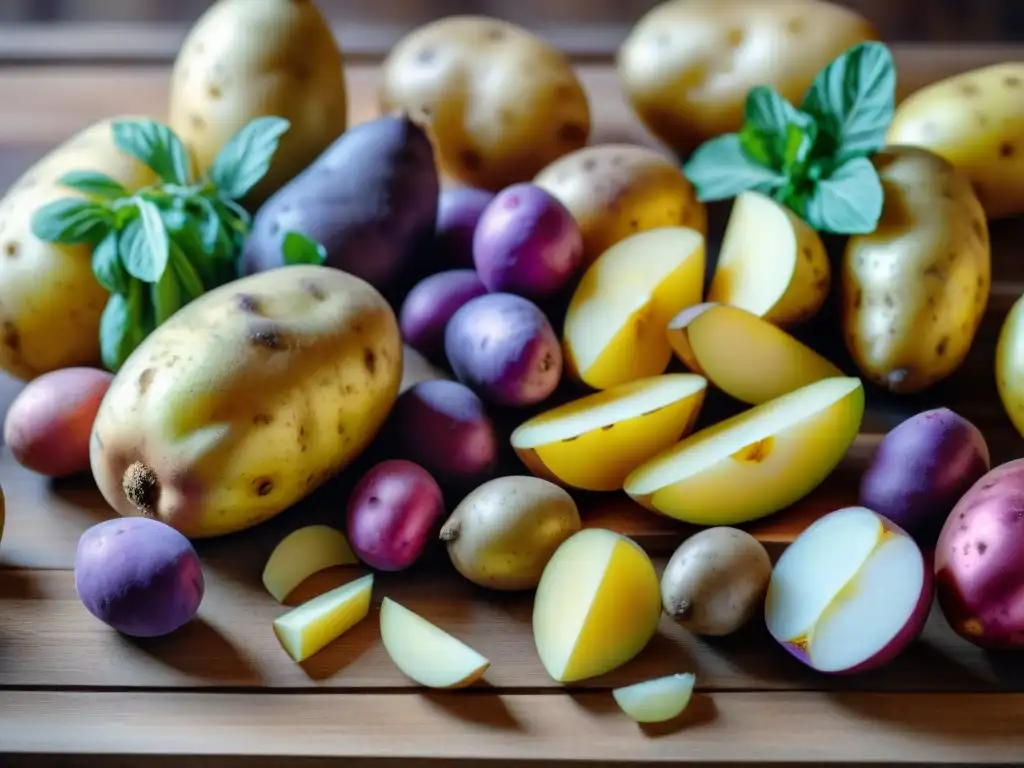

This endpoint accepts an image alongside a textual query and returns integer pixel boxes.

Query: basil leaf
[151,262,182,326]
[171,243,206,301]
[58,170,129,200]
[91,230,128,294]
[99,284,145,373]
[138,198,170,281]
[683,134,788,202]
[207,116,291,199]
[282,231,327,266]
[802,156,884,235]
[30,198,111,244]
[111,119,193,185]
[119,215,166,283]
[800,41,896,162]
[740,87,817,172]
[193,197,222,255]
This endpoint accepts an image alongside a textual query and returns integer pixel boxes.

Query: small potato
[4,367,114,477]
[535,144,706,265]
[440,475,581,591]
[445,293,562,407]
[399,270,487,364]
[842,147,990,394]
[617,0,879,156]
[434,187,496,270]
[380,16,590,191]
[661,527,772,636]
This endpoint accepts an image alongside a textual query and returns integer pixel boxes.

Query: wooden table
[2,43,1024,766]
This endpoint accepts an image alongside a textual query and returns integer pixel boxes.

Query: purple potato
[444,292,562,407]
[399,269,488,363]
[473,183,584,299]
[74,517,204,638]
[859,408,990,548]
[435,187,496,270]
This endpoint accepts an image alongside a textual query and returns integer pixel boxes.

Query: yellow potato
[996,295,1024,438]
[617,0,879,155]
[887,63,1024,220]
[511,374,707,491]
[169,0,347,206]
[90,265,402,539]
[708,191,829,328]
[380,16,589,191]
[624,377,864,526]
[842,147,990,394]
[262,525,358,603]
[0,118,156,381]
[667,303,843,405]
[273,573,374,663]
[533,528,662,683]
[563,227,705,390]
[535,144,706,266]
[612,673,696,724]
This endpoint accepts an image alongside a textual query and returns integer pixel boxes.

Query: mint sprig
[683,41,895,235]
[30,116,291,372]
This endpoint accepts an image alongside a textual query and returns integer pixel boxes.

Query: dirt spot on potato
[190,114,206,131]
[1000,141,1016,158]
[557,123,587,145]
[298,426,308,452]
[1007,75,1022,88]
[561,434,580,443]
[731,436,774,463]
[977,541,988,555]
[123,461,160,516]
[582,158,599,173]
[292,62,311,81]
[254,477,274,496]
[337,421,346,436]
[4,241,17,258]
[601,423,615,432]
[936,336,949,356]
[235,293,263,314]
[251,328,282,350]
[883,293,894,308]
[138,368,156,395]
[852,290,863,310]
[786,17,804,34]
[363,348,377,374]
[252,413,272,426]
[960,82,980,97]
[2,320,19,353]
[725,27,744,46]
[538,352,556,372]
[802,247,814,262]
[486,27,506,42]
[416,47,435,64]
[459,149,483,172]
[206,83,222,100]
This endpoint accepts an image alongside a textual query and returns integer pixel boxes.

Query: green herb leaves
[282,231,328,266]
[683,41,896,235]
[209,117,291,199]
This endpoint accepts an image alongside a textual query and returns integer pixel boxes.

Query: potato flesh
[612,673,695,724]
[262,525,358,603]
[273,574,374,663]
[997,296,1024,437]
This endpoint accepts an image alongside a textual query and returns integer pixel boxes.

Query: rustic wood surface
[2,43,1024,766]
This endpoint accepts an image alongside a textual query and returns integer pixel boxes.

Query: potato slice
[612,672,696,724]
[708,191,829,328]
[262,525,359,603]
[533,528,661,683]
[511,374,707,490]
[379,597,490,688]
[667,303,842,405]
[563,227,705,390]
[272,574,374,663]
[624,377,864,526]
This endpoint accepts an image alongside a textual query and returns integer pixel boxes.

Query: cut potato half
[612,672,696,723]
[273,573,374,663]
[511,373,707,490]
[262,525,359,603]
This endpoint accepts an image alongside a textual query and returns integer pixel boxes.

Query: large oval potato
[535,144,706,266]
[169,0,347,206]
[842,147,990,394]
[0,118,156,381]
[887,63,1024,220]
[379,16,590,191]
[90,265,402,539]
[617,0,879,155]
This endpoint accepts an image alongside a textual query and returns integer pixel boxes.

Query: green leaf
[683,134,788,202]
[282,231,327,266]
[207,116,291,200]
[99,284,145,373]
[58,170,130,200]
[111,118,193,185]
[91,230,128,294]
[118,213,167,284]
[30,198,111,244]
[800,41,897,162]
[193,197,222,255]
[801,156,884,235]
[151,262,182,326]
[138,198,170,281]
[170,242,206,301]
[739,88,813,168]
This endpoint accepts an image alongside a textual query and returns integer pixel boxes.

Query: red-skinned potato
[4,367,114,477]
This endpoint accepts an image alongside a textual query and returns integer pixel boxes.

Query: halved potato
[511,374,707,491]
[612,672,696,724]
[667,303,843,405]
[563,227,705,390]
[272,574,374,663]
[624,377,864,525]
[262,525,359,603]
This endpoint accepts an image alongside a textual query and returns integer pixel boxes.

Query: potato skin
[534,144,706,265]
[380,16,590,191]
[4,367,114,477]
[90,265,402,539]
[996,294,1024,438]
[169,0,347,206]
[841,147,990,394]
[0,118,156,381]
[399,270,487,364]
[435,187,496,271]
[617,0,879,156]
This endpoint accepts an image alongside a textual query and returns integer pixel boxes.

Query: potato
[535,144,706,266]
[0,117,156,381]
[473,183,584,300]
[842,147,990,394]
[613,673,695,724]
[533,528,662,682]
[4,367,113,477]
[617,0,879,156]
[0,482,4,546]
[859,408,990,549]
[74,517,204,637]
[440,475,582,591]
[347,460,445,572]
[273,574,374,663]
[434,187,495,270]
[887,63,1024,220]
[90,264,402,539]
[445,293,562,407]
[168,0,347,206]
[243,116,440,300]
[262,525,358,603]
[399,270,487,364]
[996,293,1024,439]
[934,459,1024,649]
[661,527,771,637]
[379,16,590,191]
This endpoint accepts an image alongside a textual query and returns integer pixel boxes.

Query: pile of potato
[2,0,1024,727]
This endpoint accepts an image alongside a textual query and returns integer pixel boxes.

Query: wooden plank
[2,690,1023,764]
